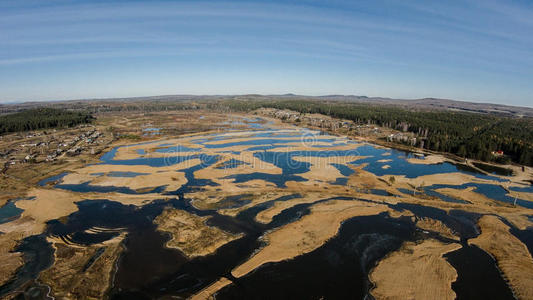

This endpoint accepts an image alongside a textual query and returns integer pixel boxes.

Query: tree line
[217,99,533,166]
[0,108,94,134]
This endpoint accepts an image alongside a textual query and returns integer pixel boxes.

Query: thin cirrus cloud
[0,0,532,106]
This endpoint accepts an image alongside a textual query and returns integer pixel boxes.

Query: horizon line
[1,93,532,109]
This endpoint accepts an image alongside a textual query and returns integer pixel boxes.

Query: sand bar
[232,199,391,277]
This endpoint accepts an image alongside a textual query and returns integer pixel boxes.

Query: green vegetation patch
[222,99,533,166]
[0,108,94,134]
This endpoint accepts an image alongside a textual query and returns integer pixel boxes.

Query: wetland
[0,111,532,300]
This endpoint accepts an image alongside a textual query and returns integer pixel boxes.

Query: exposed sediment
[406,155,446,165]
[231,200,391,278]
[469,215,533,299]
[416,217,459,241]
[190,277,232,300]
[370,239,461,300]
[39,234,125,299]
[155,208,242,258]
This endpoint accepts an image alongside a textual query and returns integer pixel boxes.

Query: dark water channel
[1,128,526,299]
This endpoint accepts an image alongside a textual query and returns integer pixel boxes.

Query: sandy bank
[292,156,360,182]
[190,277,232,300]
[470,215,533,299]
[370,239,461,300]
[231,199,391,278]
[388,172,490,189]
[407,155,446,165]
[255,193,323,224]
[436,187,507,208]
[61,159,197,192]
[15,188,169,235]
[15,188,81,234]
[376,159,392,163]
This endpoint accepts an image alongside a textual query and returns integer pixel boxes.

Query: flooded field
[1,115,532,299]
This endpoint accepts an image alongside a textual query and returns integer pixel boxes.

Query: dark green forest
[216,99,533,166]
[0,108,94,134]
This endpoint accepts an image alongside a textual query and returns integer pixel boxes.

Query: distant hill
[1,94,532,118]
[310,95,533,117]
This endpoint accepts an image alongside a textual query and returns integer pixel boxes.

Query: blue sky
[1,0,532,106]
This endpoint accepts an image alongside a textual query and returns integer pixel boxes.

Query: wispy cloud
[0,0,532,104]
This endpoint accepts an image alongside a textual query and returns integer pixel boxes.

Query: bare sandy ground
[470,215,533,299]
[377,159,392,163]
[436,187,501,207]
[217,192,297,217]
[15,189,82,235]
[113,140,202,160]
[387,172,493,189]
[13,188,170,237]
[255,193,323,224]
[370,239,461,300]
[155,208,241,258]
[187,181,281,210]
[231,199,391,278]
[194,151,282,180]
[292,156,360,183]
[90,170,187,192]
[61,159,196,192]
[190,277,232,300]
[434,187,533,230]
[406,155,446,165]
[507,189,533,202]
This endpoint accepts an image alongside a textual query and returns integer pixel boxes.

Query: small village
[0,124,112,173]
[256,107,418,144]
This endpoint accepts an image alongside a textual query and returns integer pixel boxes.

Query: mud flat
[470,215,533,299]
[155,208,242,258]
[39,234,124,299]
[231,199,391,278]
[370,239,461,300]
